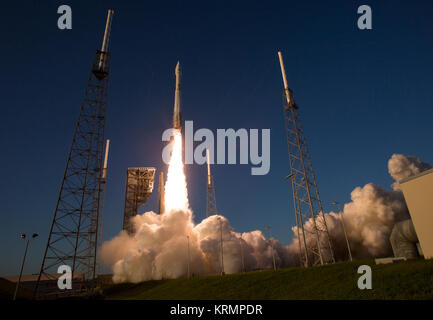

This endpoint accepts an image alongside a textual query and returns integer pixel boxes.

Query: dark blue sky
[1,0,433,275]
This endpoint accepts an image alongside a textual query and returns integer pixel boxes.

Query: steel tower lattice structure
[34,10,114,298]
[278,51,335,267]
[206,149,218,217]
[97,139,110,276]
[206,176,218,218]
[122,167,156,234]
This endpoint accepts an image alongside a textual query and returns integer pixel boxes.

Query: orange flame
[164,129,189,213]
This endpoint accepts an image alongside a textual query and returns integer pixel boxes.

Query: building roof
[400,168,433,184]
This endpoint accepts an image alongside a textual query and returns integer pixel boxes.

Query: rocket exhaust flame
[100,51,432,283]
[99,58,296,281]
[164,129,189,213]
[163,61,187,213]
[99,60,296,283]
[99,153,430,283]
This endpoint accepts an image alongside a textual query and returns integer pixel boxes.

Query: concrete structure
[400,168,433,259]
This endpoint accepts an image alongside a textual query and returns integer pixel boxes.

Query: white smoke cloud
[289,154,431,262]
[388,153,431,190]
[101,153,431,281]
[100,210,294,283]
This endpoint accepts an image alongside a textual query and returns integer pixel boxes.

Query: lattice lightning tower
[278,51,335,267]
[206,149,218,217]
[34,10,114,298]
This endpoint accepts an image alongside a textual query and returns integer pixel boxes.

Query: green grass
[104,259,433,300]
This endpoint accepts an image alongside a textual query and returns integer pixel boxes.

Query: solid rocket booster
[173,61,182,130]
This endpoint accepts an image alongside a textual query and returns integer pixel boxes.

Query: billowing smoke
[100,210,294,283]
[289,154,431,262]
[100,129,294,283]
[100,153,430,282]
[388,154,431,191]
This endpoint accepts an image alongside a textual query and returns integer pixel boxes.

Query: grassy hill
[103,259,433,300]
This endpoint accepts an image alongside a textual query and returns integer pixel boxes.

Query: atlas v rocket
[173,61,182,130]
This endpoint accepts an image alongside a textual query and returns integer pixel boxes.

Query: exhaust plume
[388,153,431,190]
[100,153,430,281]
[100,130,293,283]
[288,153,431,262]
[164,129,189,213]
[99,210,294,283]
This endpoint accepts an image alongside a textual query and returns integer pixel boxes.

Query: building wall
[400,170,433,259]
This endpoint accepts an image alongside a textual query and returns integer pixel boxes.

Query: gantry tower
[97,139,110,276]
[123,167,156,234]
[206,149,218,217]
[34,10,114,298]
[278,51,335,267]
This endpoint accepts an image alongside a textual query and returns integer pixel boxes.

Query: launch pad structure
[123,167,156,234]
[34,10,114,298]
[278,51,335,267]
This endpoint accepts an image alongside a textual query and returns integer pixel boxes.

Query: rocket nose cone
[175,61,181,73]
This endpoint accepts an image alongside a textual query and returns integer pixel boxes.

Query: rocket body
[173,61,182,130]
